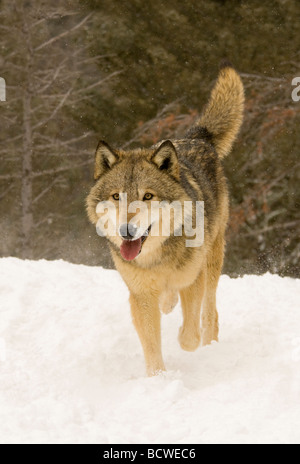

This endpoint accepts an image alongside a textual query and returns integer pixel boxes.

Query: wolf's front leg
[178,270,205,351]
[130,292,165,376]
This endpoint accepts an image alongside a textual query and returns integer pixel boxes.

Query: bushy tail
[187,64,244,158]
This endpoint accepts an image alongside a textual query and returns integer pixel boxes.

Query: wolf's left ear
[94,141,119,180]
[151,140,179,179]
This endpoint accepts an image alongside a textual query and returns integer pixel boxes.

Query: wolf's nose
[119,223,138,240]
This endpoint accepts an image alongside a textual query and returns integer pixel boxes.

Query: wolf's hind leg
[178,271,205,351]
[201,233,224,346]
[159,291,178,314]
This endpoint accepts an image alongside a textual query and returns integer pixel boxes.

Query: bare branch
[122,99,182,148]
[244,221,300,237]
[32,178,61,205]
[74,70,123,95]
[35,13,93,52]
[0,174,21,180]
[34,49,85,94]
[31,160,92,178]
[77,53,117,65]
[0,113,19,124]
[240,72,285,83]
[33,86,73,130]
[0,183,14,200]
[34,132,94,151]
[30,11,78,29]
[265,163,300,193]
[34,213,78,229]
[0,134,23,145]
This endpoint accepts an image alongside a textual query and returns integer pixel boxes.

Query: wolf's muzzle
[119,223,138,240]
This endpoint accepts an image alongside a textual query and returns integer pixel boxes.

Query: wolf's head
[86,140,190,262]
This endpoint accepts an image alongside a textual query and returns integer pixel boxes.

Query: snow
[0,257,299,444]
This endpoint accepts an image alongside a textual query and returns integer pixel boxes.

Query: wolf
[86,64,244,376]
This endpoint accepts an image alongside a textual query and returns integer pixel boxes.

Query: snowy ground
[0,258,299,444]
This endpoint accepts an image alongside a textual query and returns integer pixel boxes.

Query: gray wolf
[86,64,244,376]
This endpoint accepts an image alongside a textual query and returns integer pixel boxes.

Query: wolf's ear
[151,140,179,179]
[94,141,119,180]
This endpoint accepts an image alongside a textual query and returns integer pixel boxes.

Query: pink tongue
[120,238,142,261]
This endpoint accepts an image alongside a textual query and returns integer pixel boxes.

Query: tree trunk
[21,9,33,259]
[21,89,33,259]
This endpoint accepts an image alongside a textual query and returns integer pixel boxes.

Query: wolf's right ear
[94,141,119,180]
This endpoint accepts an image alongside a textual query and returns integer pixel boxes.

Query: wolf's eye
[143,193,154,201]
[112,193,120,201]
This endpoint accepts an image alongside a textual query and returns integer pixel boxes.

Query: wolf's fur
[188,64,244,159]
[86,65,244,376]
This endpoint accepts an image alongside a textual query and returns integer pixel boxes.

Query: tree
[0,0,118,259]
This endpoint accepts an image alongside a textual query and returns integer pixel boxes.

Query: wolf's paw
[146,362,166,377]
[201,327,219,346]
[159,291,178,315]
[178,326,201,352]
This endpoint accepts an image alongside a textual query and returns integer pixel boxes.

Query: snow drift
[0,258,299,444]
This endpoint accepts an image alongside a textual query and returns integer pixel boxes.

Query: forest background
[0,0,299,277]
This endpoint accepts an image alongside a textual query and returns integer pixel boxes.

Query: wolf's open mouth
[120,225,151,261]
